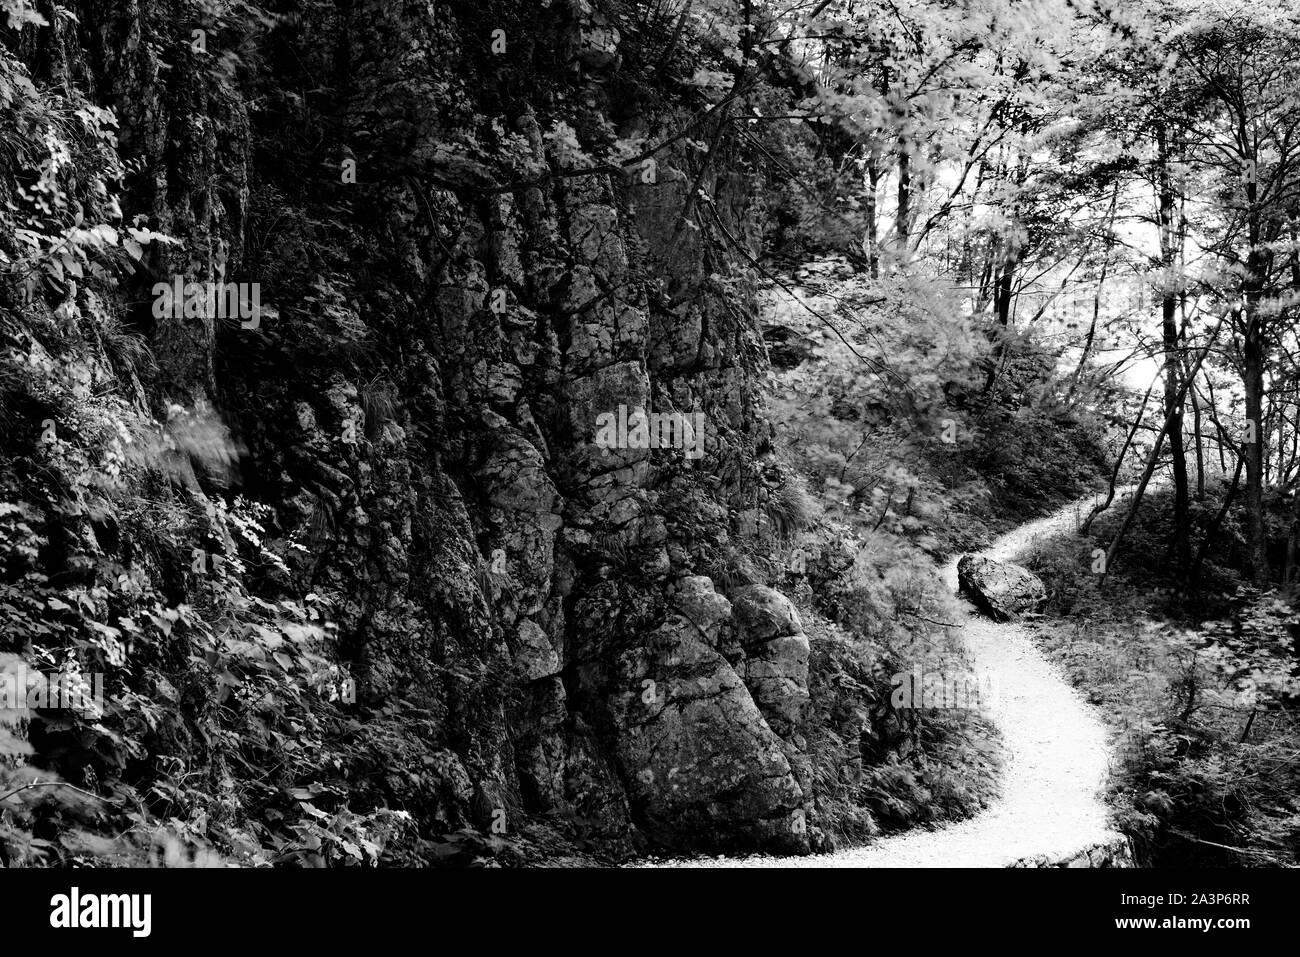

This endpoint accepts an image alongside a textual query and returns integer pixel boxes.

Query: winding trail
[672,490,1130,868]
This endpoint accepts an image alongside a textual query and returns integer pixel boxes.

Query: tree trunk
[1066,185,1120,406]
[1156,123,1191,578]
[865,156,880,279]
[1243,299,1269,583]
[1081,374,1159,535]
[1206,374,1228,472]
[1102,318,1224,579]
[1241,141,1271,584]
[1187,362,1205,499]
[896,138,911,252]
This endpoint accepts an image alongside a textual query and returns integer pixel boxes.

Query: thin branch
[0,781,118,806]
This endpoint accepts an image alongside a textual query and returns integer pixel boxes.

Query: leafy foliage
[1022,489,1300,865]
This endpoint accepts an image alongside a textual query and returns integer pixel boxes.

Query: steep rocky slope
[1,0,839,861]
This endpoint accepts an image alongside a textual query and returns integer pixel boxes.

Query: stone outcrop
[601,592,807,853]
[730,586,811,738]
[2,0,830,861]
[957,555,1047,621]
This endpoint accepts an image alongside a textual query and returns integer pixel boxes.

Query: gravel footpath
[648,490,1128,868]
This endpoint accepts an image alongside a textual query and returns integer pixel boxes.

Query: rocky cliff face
[2,0,817,858]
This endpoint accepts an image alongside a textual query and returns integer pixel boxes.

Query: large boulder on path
[957,555,1046,621]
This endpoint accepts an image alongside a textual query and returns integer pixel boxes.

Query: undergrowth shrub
[1021,489,1300,866]
[0,36,408,866]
